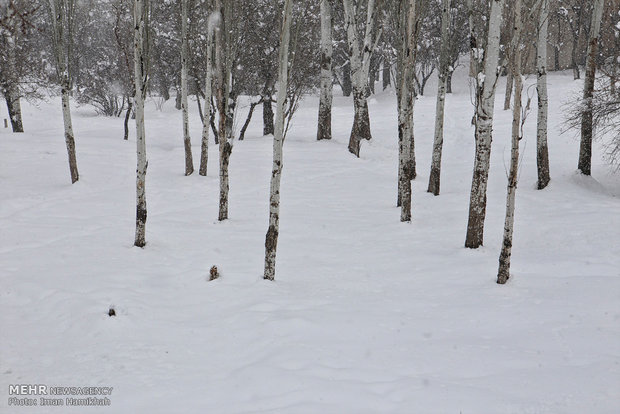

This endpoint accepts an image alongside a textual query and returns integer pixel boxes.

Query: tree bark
[133,0,148,247]
[123,96,133,140]
[317,0,333,141]
[342,62,352,96]
[465,0,504,249]
[536,0,550,189]
[181,0,194,175]
[497,0,523,285]
[578,0,604,176]
[5,88,24,133]
[428,0,451,196]
[343,0,378,157]
[199,22,214,176]
[264,0,293,281]
[398,0,419,222]
[215,0,231,221]
[49,0,79,184]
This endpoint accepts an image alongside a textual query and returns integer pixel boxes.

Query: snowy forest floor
[1,70,619,413]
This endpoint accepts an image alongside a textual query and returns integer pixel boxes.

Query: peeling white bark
[317,0,333,141]
[536,0,550,189]
[181,0,194,175]
[264,0,293,281]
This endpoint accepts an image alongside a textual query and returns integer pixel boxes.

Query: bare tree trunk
[342,62,352,96]
[398,0,418,222]
[498,0,523,285]
[49,0,79,184]
[123,96,133,140]
[199,23,214,176]
[578,0,605,176]
[382,60,391,89]
[239,99,260,141]
[181,0,194,175]
[264,0,293,281]
[465,0,504,249]
[536,0,550,189]
[215,0,231,221]
[428,0,451,196]
[133,0,149,247]
[343,0,378,157]
[503,71,513,110]
[317,0,333,141]
[5,88,24,133]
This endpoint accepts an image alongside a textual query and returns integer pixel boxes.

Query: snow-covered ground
[1,70,619,413]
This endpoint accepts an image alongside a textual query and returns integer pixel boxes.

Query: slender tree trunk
[317,0,333,141]
[264,0,293,281]
[382,61,391,90]
[498,0,523,285]
[5,88,24,133]
[446,70,453,93]
[428,0,451,196]
[49,0,79,184]
[123,96,133,140]
[398,0,419,222]
[215,0,231,221]
[465,0,504,249]
[199,24,214,176]
[342,62,352,96]
[503,71,513,110]
[262,80,274,135]
[181,0,194,175]
[536,0,550,189]
[578,0,605,176]
[133,0,148,247]
[239,100,259,141]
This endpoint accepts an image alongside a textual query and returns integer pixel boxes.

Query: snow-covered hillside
[1,71,619,413]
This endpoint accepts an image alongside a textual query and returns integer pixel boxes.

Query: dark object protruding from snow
[209,265,220,281]
[108,307,116,317]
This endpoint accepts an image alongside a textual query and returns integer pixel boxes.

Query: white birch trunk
[427,0,452,196]
[49,0,79,183]
[498,0,523,284]
[264,0,293,281]
[317,0,333,141]
[181,0,194,175]
[398,0,418,222]
[464,0,504,249]
[133,0,148,247]
[536,0,550,189]
[215,0,231,221]
[199,21,214,176]
[578,0,605,176]
[343,0,377,157]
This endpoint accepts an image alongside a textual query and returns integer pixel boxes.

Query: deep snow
[1,70,619,413]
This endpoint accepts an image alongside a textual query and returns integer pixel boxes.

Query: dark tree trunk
[446,70,453,93]
[263,93,274,135]
[342,63,352,97]
[123,98,133,140]
[382,62,391,90]
[239,100,260,141]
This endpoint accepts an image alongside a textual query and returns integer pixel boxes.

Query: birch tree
[317,0,333,141]
[398,0,418,222]
[0,4,24,133]
[199,17,214,176]
[578,0,605,176]
[497,0,524,284]
[214,0,232,221]
[342,0,380,157]
[427,0,452,196]
[48,0,79,184]
[264,0,293,281]
[133,0,149,247]
[536,0,550,189]
[464,0,504,249]
[180,0,194,175]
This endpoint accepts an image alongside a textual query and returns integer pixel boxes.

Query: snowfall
[1,68,619,414]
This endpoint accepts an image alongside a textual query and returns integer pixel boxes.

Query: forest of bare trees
[1,0,618,282]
